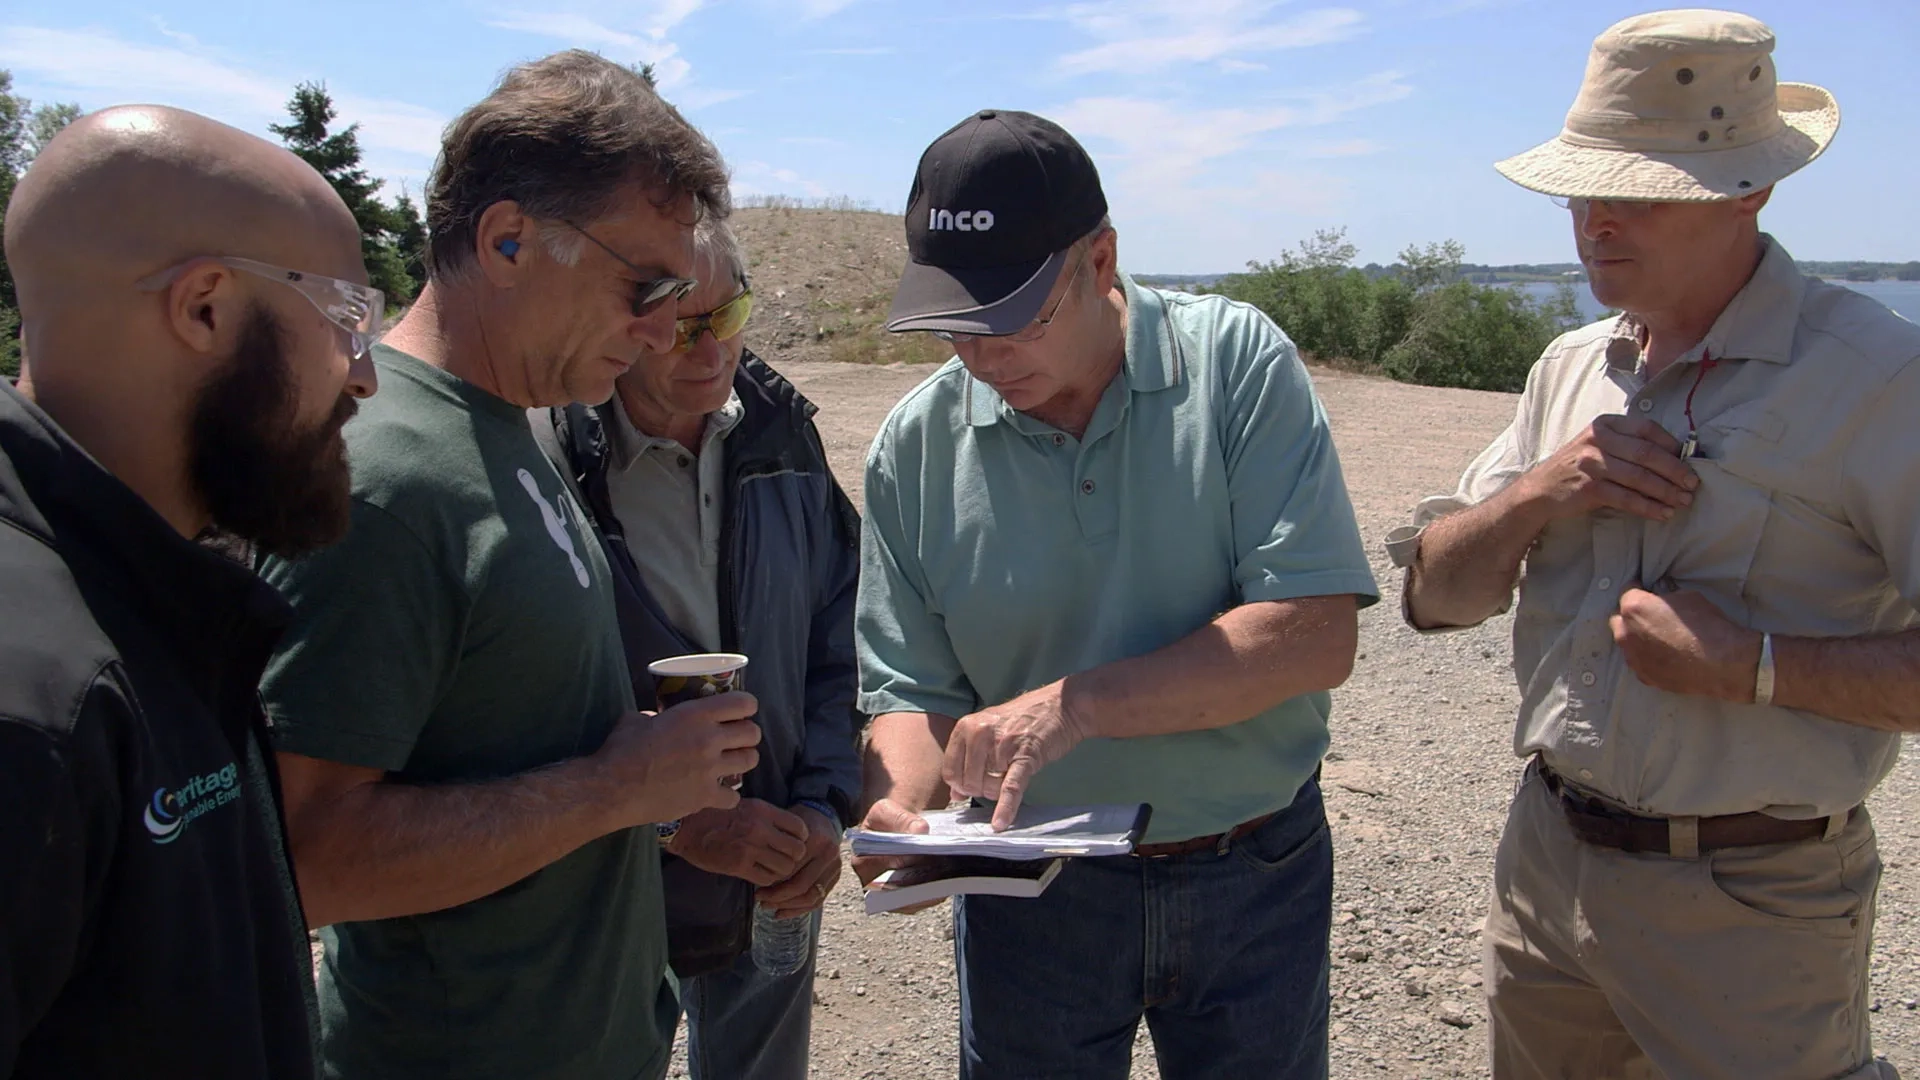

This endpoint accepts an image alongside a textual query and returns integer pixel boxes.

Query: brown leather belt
[1540,763,1857,855]
[1133,812,1278,859]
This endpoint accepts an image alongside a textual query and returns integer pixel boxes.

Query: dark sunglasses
[563,220,699,318]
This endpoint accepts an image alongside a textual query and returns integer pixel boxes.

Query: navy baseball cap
[886,109,1108,336]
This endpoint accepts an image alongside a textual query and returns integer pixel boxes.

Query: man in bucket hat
[1388,10,1918,1079]
[851,109,1378,1078]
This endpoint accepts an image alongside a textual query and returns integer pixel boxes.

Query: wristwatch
[655,819,681,847]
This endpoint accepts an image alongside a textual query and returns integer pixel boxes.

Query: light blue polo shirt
[856,274,1379,843]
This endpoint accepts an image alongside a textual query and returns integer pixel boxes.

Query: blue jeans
[954,778,1333,1080]
[680,909,818,1080]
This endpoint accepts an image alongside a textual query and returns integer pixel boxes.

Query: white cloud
[147,16,201,50]
[1302,137,1385,158]
[1056,2,1365,76]
[487,3,746,107]
[488,9,692,88]
[1052,71,1411,214]
[731,159,831,199]
[778,0,864,16]
[0,24,448,167]
[675,86,751,109]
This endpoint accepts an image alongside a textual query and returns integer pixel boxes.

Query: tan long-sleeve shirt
[1388,237,1920,819]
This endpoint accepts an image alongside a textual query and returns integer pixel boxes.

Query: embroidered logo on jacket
[144,762,241,845]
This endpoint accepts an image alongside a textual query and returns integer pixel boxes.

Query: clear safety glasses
[137,256,385,358]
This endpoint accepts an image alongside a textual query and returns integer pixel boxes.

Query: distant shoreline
[1138,262,1920,289]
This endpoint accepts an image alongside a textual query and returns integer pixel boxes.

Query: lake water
[1517,278,1920,324]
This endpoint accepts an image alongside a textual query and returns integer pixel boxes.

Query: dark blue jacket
[542,350,862,973]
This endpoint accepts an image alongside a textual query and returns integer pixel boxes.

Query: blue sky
[4,1,1914,273]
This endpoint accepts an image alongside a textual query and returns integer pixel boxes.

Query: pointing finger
[989,758,1036,832]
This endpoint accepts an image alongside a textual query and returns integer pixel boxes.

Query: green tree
[390,190,427,295]
[1899,262,1920,282]
[1,71,81,379]
[1397,239,1466,291]
[26,102,80,159]
[1208,227,1583,393]
[270,81,419,304]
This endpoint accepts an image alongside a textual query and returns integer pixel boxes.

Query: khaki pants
[1485,766,1900,1080]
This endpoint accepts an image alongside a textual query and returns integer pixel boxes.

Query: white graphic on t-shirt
[517,468,590,588]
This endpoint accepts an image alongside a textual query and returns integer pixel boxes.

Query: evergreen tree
[391,190,428,294]
[270,82,419,304]
[1,71,80,379]
[26,102,81,159]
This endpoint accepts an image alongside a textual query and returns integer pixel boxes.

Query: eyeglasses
[562,220,699,318]
[136,256,385,358]
[931,252,1087,345]
[672,289,753,353]
[1550,196,1659,219]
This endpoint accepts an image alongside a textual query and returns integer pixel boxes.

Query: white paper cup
[647,653,750,789]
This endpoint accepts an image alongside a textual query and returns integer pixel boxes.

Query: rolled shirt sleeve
[1384,390,1536,572]
[1380,362,1541,632]
[1221,337,1379,608]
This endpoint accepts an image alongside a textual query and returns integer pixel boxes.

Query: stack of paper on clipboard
[848,802,1152,860]
[851,803,1151,913]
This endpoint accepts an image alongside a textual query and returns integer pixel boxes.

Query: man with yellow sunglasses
[534,216,862,1080]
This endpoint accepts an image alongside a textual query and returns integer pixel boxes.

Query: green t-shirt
[258,346,675,1080]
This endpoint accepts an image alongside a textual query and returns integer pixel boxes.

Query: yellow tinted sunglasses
[672,290,753,353]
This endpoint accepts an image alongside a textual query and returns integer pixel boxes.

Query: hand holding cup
[649,653,753,789]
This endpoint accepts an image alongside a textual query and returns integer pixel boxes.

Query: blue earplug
[499,239,521,259]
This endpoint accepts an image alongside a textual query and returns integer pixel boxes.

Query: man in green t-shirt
[255,52,758,1080]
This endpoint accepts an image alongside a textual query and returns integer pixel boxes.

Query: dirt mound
[732,205,953,368]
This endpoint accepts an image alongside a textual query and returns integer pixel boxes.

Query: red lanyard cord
[1683,351,1717,437]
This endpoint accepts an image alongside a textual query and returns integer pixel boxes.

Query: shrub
[1384,282,1576,392]
[827,330,952,366]
[1,306,16,381]
[1207,229,1583,393]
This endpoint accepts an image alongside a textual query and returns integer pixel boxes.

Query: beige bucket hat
[1495,9,1839,201]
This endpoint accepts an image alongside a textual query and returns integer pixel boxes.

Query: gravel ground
[655,359,1920,1080]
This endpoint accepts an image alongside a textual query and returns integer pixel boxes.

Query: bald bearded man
[0,106,377,1079]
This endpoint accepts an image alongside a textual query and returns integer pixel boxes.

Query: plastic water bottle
[750,904,812,976]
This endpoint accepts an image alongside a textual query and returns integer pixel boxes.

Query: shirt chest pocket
[1636,406,1792,623]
